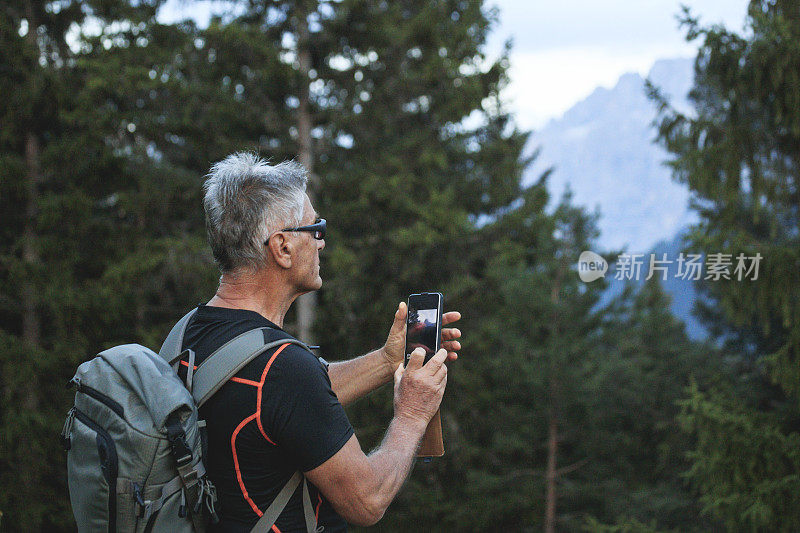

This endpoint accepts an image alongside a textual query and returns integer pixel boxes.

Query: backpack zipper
[70,377,125,418]
[60,407,76,450]
[131,481,161,533]
[131,481,147,522]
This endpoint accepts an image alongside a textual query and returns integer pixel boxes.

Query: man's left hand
[381,301,462,373]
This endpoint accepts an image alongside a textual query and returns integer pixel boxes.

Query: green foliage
[452,188,606,532]
[568,279,718,531]
[650,1,800,531]
[313,0,527,360]
[301,1,537,529]
[0,2,218,529]
[651,0,800,398]
[583,515,667,533]
[679,384,800,531]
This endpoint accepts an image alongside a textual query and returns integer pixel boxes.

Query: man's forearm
[306,349,446,527]
[329,349,393,406]
[361,415,427,522]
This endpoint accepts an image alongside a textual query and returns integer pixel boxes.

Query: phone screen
[405,293,442,365]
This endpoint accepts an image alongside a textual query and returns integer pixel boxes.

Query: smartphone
[404,292,444,366]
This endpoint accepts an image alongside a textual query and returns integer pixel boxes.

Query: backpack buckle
[169,434,193,467]
[166,419,193,467]
[204,480,220,524]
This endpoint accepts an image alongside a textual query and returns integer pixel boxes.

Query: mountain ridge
[526,57,697,254]
[526,57,708,339]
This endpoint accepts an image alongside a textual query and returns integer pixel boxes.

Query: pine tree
[0,0,176,527]
[313,7,532,520]
[375,178,609,531]
[313,0,526,361]
[296,0,532,529]
[651,0,800,398]
[677,384,800,531]
[575,279,720,531]
[650,1,800,529]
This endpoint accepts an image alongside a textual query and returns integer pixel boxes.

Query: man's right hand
[393,347,448,428]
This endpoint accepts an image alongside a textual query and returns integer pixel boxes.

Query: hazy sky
[160,0,750,130]
[487,0,749,129]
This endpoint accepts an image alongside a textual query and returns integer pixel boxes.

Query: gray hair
[203,152,308,273]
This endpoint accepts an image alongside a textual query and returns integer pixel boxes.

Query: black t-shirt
[179,305,353,532]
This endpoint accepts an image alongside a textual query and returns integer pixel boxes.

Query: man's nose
[318,238,325,251]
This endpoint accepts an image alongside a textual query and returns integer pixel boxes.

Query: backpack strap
[159,308,199,368]
[139,475,183,523]
[251,471,318,533]
[191,328,309,407]
[166,415,209,531]
[300,476,318,533]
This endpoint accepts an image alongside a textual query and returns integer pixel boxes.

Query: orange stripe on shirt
[230,413,262,517]
[256,343,291,445]
[231,376,261,387]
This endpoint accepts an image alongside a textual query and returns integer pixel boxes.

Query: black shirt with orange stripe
[179,305,353,532]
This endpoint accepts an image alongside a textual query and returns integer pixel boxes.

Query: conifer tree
[372,178,608,530]
[576,279,719,531]
[0,0,172,527]
[313,0,526,359]
[652,0,800,397]
[651,1,800,528]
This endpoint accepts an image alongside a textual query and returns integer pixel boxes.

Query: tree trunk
[20,120,42,515]
[295,1,317,343]
[22,132,42,354]
[544,409,558,533]
[544,263,566,533]
[17,3,45,515]
[22,0,42,354]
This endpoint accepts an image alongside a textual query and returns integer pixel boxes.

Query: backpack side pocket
[67,408,119,532]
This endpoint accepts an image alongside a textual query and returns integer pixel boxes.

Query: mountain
[524,57,712,339]
[525,57,696,254]
[597,233,709,340]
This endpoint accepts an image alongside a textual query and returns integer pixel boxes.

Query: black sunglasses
[280,218,326,240]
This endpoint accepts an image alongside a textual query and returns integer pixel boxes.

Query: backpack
[62,309,321,533]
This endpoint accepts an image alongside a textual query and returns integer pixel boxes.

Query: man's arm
[329,302,462,406]
[305,348,447,526]
[328,349,393,406]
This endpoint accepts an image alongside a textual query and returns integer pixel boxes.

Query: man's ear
[266,233,293,269]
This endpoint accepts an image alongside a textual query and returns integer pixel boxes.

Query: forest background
[1,0,799,531]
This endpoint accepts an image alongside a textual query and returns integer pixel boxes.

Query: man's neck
[207,269,297,328]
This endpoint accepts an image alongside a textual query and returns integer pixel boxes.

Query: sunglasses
[280,218,326,240]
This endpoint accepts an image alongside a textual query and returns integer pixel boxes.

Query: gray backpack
[62,309,320,532]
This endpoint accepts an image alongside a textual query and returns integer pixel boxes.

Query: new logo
[577,251,608,282]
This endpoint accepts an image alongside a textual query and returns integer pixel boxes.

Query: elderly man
[175,152,461,532]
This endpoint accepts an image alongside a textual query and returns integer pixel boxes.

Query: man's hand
[393,347,448,427]
[380,301,462,373]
